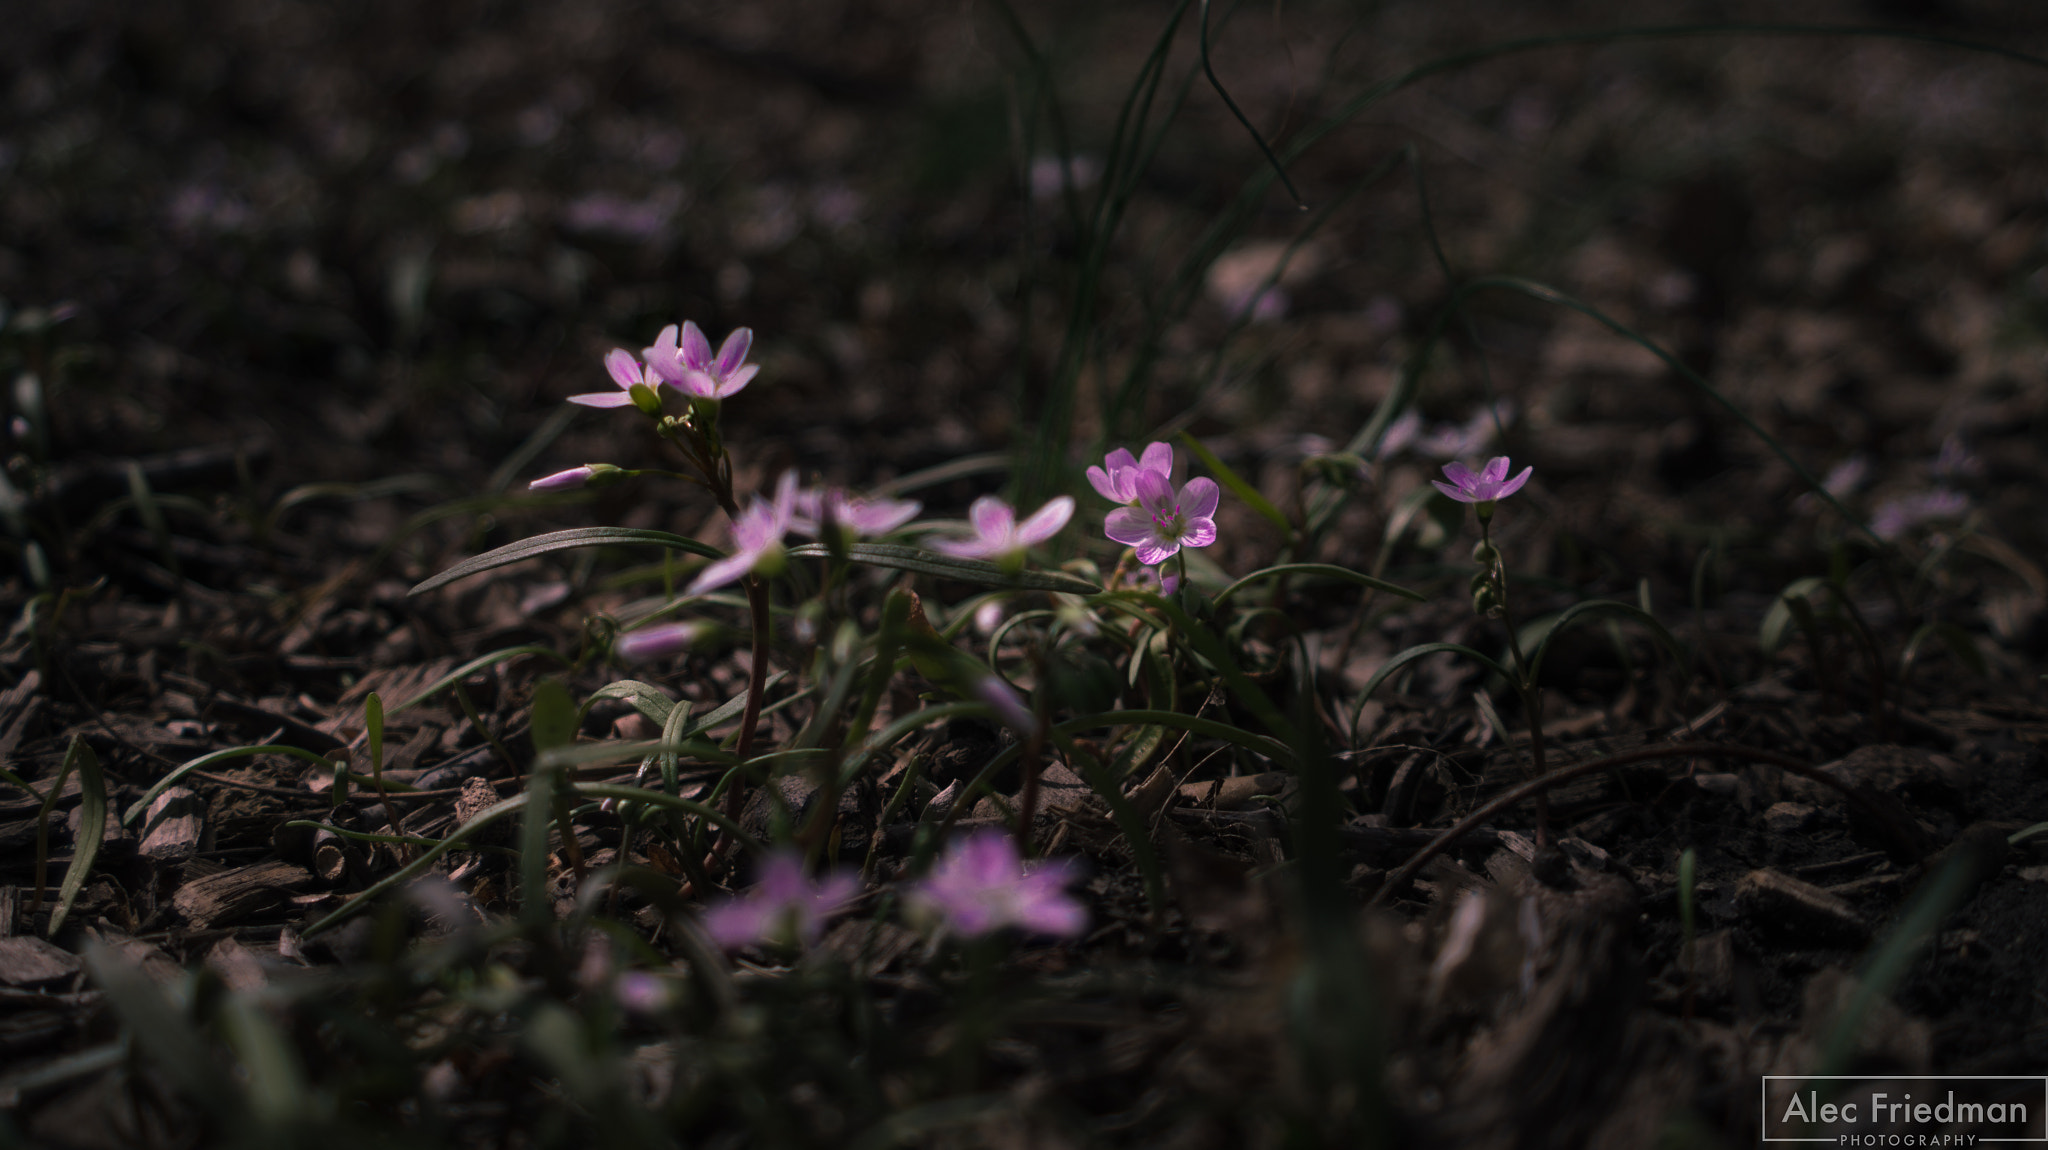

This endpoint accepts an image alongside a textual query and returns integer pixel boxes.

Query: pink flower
[646,321,759,399]
[1086,442,1174,503]
[1104,471,1219,566]
[973,675,1038,737]
[911,830,1086,939]
[699,852,860,950]
[690,471,797,595]
[1872,489,1968,540]
[568,348,665,408]
[791,487,921,542]
[614,621,707,662]
[932,495,1074,564]
[1433,456,1533,505]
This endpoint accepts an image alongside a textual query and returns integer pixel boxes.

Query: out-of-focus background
[8,0,2046,591]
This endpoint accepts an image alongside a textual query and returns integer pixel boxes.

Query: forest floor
[2,0,2047,1146]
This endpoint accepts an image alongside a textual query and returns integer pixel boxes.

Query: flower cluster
[1085,441,1219,583]
[700,831,1086,951]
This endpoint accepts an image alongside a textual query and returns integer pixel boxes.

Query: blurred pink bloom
[1433,457,1533,505]
[1086,442,1174,504]
[933,496,1074,563]
[568,348,664,408]
[1104,471,1219,566]
[791,487,921,541]
[690,471,798,595]
[700,852,860,950]
[973,676,1038,737]
[912,830,1086,939]
[528,466,595,491]
[1377,409,1423,457]
[615,621,707,662]
[1418,400,1515,459]
[1872,489,1968,540]
[646,321,758,399]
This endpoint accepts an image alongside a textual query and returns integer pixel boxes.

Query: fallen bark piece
[0,937,82,987]
[172,860,315,928]
[137,787,203,862]
[1736,868,1870,947]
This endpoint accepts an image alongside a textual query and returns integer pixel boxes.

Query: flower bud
[1472,584,1499,615]
[615,621,706,662]
[1472,540,1499,565]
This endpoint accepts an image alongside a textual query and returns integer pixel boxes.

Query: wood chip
[138,787,204,862]
[0,937,81,986]
[1736,868,1869,947]
[172,860,316,929]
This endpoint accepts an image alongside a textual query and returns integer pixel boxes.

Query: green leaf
[1179,431,1291,535]
[786,542,1100,594]
[365,692,385,775]
[581,680,677,728]
[1759,576,1830,655]
[47,737,104,937]
[529,679,579,754]
[1352,642,1514,733]
[386,645,571,713]
[1213,563,1426,608]
[1521,599,1688,687]
[410,527,723,597]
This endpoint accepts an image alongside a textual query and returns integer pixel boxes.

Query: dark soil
[2,0,2047,1146]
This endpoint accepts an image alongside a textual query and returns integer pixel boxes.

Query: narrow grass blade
[1178,432,1290,536]
[410,526,722,597]
[124,744,337,826]
[787,542,1100,594]
[47,737,104,936]
[1213,563,1426,609]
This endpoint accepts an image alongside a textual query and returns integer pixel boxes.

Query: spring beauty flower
[1872,489,1968,540]
[699,851,860,950]
[973,675,1038,738]
[614,621,707,662]
[689,470,797,595]
[933,495,1074,566]
[1433,456,1533,505]
[911,830,1086,939]
[568,348,667,409]
[791,487,921,543]
[646,321,759,400]
[1104,471,1219,566]
[1086,442,1174,504]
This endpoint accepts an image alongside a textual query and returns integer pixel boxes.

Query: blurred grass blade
[410,527,722,596]
[47,737,104,936]
[219,995,307,1124]
[1178,432,1289,536]
[787,542,1100,593]
[83,944,238,1117]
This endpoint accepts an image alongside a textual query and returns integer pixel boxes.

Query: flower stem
[1483,521,1553,848]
